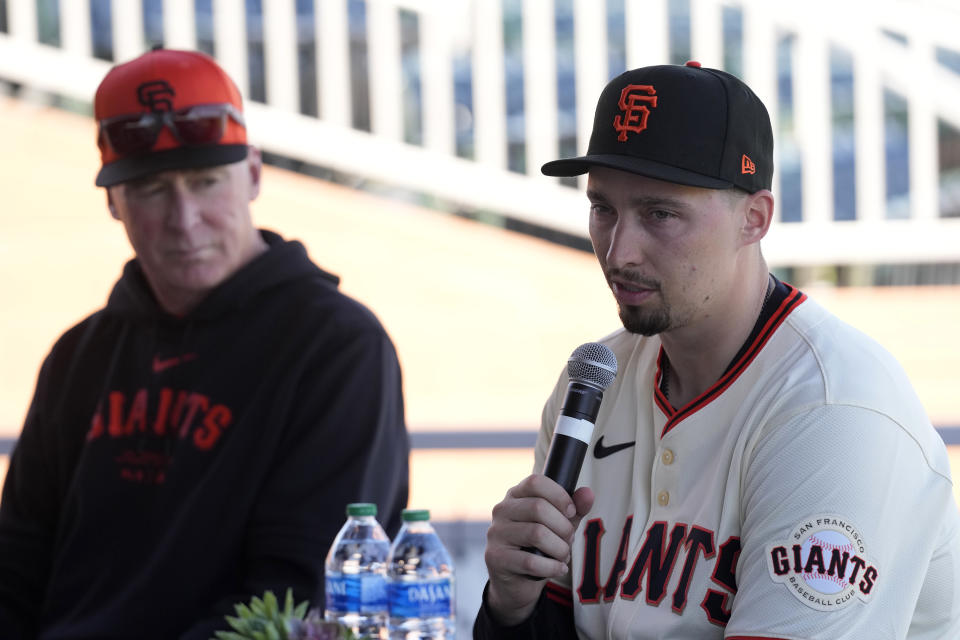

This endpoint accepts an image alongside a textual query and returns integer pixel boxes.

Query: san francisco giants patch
[766,515,878,611]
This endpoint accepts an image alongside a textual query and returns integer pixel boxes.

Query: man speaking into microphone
[474,62,960,639]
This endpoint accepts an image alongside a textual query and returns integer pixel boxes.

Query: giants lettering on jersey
[578,517,741,626]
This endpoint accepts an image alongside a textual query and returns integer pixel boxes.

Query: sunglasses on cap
[98,103,245,156]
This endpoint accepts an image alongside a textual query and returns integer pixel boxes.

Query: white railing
[1,0,959,266]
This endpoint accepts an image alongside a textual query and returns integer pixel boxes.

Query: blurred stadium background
[1,0,959,635]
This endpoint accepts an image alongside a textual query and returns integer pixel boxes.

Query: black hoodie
[0,230,409,639]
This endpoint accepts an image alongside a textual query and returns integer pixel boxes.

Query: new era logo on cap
[542,61,774,193]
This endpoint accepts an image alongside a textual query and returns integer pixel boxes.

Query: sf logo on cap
[613,84,658,142]
[137,80,175,112]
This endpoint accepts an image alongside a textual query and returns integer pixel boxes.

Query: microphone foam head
[567,342,618,390]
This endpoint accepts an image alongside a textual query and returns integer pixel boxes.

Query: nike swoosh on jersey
[593,435,636,459]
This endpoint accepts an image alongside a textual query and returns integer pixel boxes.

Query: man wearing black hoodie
[0,48,409,638]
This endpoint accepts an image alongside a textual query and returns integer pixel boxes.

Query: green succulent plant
[212,588,356,640]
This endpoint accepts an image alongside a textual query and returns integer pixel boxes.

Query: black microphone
[542,342,618,495]
[524,343,617,573]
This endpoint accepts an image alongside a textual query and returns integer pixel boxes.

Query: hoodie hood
[105,229,340,324]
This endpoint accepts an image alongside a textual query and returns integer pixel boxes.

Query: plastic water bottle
[325,503,391,639]
[386,509,455,639]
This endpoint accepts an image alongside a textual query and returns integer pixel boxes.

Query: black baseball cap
[542,61,773,193]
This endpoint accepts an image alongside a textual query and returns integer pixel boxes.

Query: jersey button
[657,490,670,506]
[661,449,675,465]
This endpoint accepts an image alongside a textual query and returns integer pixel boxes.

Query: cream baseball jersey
[536,284,960,639]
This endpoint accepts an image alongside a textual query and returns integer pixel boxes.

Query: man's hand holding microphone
[483,343,618,627]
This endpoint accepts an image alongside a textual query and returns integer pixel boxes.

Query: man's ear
[741,189,774,246]
[106,188,119,220]
[246,146,263,201]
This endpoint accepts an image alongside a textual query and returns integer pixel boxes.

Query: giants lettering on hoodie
[86,387,233,452]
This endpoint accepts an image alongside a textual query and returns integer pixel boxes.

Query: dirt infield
[1,95,958,517]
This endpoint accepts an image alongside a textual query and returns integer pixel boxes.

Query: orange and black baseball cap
[542,61,773,193]
[94,48,248,187]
